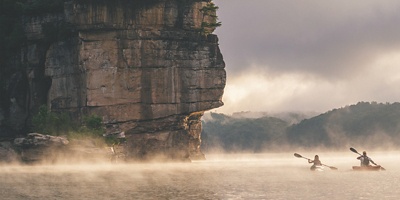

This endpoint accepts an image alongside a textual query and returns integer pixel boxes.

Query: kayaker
[308,155,322,170]
[357,151,377,166]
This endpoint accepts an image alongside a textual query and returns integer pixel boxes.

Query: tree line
[201,102,400,152]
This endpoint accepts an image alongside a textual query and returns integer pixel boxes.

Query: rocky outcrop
[13,133,69,162]
[0,0,225,161]
[12,133,111,163]
[14,133,69,147]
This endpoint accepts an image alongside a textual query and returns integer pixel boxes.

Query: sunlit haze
[213,0,400,114]
[2,152,400,199]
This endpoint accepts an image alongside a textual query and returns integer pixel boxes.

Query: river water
[0,152,399,200]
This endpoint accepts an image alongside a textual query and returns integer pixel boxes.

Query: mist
[202,102,400,155]
[1,151,400,199]
[3,1,400,199]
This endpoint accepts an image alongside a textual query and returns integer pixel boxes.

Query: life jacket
[313,159,322,166]
[360,156,370,166]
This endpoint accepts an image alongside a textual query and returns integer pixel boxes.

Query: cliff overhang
[0,0,225,161]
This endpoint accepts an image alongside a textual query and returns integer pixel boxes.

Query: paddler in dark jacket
[308,155,322,170]
[357,151,377,166]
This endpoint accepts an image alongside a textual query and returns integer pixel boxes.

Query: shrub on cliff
[83,115,103,131]
[31,105,106,146]
[199,1,221,35]
[31,105,74,135]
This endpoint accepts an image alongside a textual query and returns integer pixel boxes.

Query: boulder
[13,133,69,163]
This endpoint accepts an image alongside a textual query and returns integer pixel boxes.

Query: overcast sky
[211,0,400,114]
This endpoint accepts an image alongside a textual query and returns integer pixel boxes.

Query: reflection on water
[1,152,400,200]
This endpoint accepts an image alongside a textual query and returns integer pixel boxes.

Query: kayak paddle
[294,153,338,170]
[349,147,386,170]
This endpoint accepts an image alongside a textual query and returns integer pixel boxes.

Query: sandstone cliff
[0,0,225,161]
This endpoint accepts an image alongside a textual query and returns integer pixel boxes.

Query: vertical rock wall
[1,0,225,161]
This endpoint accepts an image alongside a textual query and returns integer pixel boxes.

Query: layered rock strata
[1,0,225,161]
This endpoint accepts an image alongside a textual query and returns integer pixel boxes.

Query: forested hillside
[201,113,289,152]
[202,102,400,152]
[287,102,400,149]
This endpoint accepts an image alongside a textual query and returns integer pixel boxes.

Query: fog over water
[1,152,399,199]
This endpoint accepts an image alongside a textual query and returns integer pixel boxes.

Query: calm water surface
[1,152,399,200]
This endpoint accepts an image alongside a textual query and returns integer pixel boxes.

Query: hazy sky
[211,0,400,114]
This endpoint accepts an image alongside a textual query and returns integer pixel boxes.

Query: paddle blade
[294,153,303,158]
[350,147,359,154]
[329,166,338,170]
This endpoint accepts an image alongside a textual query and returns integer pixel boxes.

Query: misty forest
[202,101,400,152]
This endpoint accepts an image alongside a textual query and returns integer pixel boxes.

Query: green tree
[199,2,221,35]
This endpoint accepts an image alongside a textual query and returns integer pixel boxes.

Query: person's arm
[308,159,313,163]
[369,158,377,165]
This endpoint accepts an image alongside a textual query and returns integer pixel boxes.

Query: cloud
[212,0,400,113]
[214,0,400,79]
[215,52,400,114]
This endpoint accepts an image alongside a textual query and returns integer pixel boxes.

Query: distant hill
[203,111,317,124]
[201,113,288,152]
[202,102,400,152]
[287,102,400,149]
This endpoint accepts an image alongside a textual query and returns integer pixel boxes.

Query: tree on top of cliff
[199,1,221,35]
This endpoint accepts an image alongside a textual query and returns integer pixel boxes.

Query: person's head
[363,151,367,156]
[314,155,319,159]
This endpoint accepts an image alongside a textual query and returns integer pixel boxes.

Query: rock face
[14,133,69,147]
[0,0,225,161]
[13,133,112,163]
[14,133,69,162]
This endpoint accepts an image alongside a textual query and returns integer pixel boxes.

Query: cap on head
[363,151,367,155]
[315,155,319,158]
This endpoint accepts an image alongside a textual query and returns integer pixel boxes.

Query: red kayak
[352,165,382,171]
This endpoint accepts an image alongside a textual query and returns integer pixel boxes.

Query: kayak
[352,165,382,171]
[310,165,324,171]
